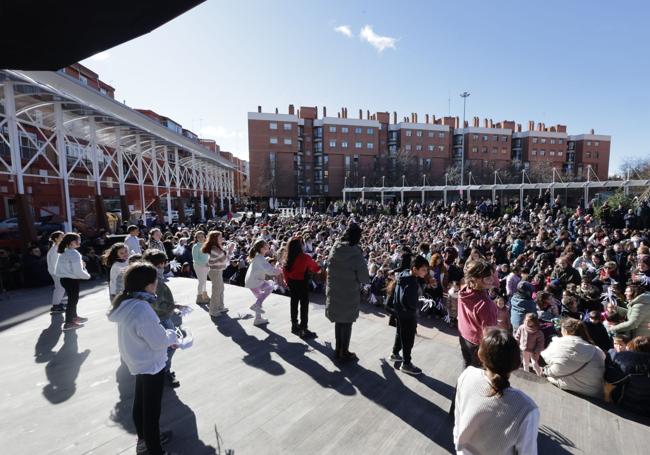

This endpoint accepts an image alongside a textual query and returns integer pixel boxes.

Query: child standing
[191,231,210,304]
[495,296,511,331]
[245,239,280,326]
[47,231,65,314]
[514,313,545,375]
[515,313,544,376]
[54,233,91,330]
[102,242,129,302]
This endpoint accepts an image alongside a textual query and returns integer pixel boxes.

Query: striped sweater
[208,247,228,270]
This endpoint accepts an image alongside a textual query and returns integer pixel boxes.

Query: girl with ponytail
[244,239,280,326]
[454,327,539,454]
[47,231,65,314]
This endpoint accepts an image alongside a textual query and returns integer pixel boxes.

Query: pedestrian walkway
[1,279,648,454]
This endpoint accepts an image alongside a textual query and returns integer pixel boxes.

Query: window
[416,130,422,137]
[425,158,432,169]
[324,170,329,178]
[558,151,563,156]
[595,151,600,158]
[492,147,498,154]
[473,134,479,141]
[324,155,329,165]
[341,127,349,133]
[367,142,374,149]
[269,122,278,130]
[329,140,336,147]
[550,151,555,156]
[501,148,508,154]
[439,132,445,138]
[79,74,88,85]
[482,146,488,154]
[438,145,445,152]
[595,141,600,146]
[493,135,498,141]
[531,149,537,156]
[405,144,412,151]
[483,135,488,141]
[269,137,278,144]
[283,123,292,130]
[550,138,555,144]
[428,132,434,138]
[586,151,591,158]
[329,126,336,133]
[559,139,564,144]
[355,142,362,148]
[416,144,422,151]
[341,141,348,148]
[367,128,374,135]
[429,145,434,152]
[284,138,292,145]
[99,87,107,95]
[406,130,412,137]
[533,137,538,144]
[501,135,508,142]
[540,150,545,156]
[472,146,478,153]
[541,138,546,144]
[355,127,362,134]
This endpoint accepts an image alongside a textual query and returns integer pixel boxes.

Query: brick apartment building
[248,105,611,199]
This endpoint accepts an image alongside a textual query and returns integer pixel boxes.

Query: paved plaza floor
[1,278,649,454]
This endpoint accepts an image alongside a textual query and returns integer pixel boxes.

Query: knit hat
[517,281,534,298]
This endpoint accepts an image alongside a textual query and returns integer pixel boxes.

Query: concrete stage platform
[1,278,649,454]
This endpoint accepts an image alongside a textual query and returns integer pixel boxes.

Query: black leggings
[288,279,309,329]
[133,368,166,455]
[393,314,417,364]
[60,278,80,324]
[459,336,481,368]
[335,322,353,352]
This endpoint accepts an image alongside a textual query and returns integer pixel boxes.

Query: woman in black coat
[605,336,650,417]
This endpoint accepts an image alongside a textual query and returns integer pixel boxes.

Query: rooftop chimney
[367,109,370,119]
[489,118,493,128]
[517,123,522,132]
[473,117,479,127]
[455,116,459,128]
[425,114,429,123]
[393,111,397,124]
[257,105,262,113]
[359,109,363,119]
[528,120,534,131]
[464,120,469,128]
[484,118,488,128]
[337,112,341,118]
[288,104,295,115]
[590,128,595,134]
[323,106,327,117]
[432,114,436,124]
[275,107,278,114]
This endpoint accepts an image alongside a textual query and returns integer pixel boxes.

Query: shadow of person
[109,359,136,434]
[34,313,63,363]
[162,389,218,454]
[259,326,356,396]
[537,425,576,454]
[211,313,285,376]
[42,330,90,404]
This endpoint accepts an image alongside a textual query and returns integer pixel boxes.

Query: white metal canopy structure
[0,69,235,237]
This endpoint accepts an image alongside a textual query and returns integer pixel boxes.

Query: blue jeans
[160,318,176,372]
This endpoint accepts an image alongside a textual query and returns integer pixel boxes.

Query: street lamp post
[401,174,405,205]
[362,176,366,201]
[421,174,426,204]
[343,175,347,203]
[460,91,470,195]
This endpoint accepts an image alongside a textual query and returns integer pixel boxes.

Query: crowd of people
[39,192,650,454]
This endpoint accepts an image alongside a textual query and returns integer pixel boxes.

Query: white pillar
[89,117,102,196]
[421,174,425,204]
[54,102,73,231]
[135,134,146,224]
[550,168,555,203]
[174,147,181,198]
[219,168,225,210]
[467,171,472,204]
[443,173,448,207]
[151,144,159,197]
[584,165,591,210]
[4,82,25,195]
[191,152,198,219]
[163,146,173,223]
[115,127,126,199]
[492,171,497,202]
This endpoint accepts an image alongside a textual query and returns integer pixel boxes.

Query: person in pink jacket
[515,313,545,375]
[457,259,499,368]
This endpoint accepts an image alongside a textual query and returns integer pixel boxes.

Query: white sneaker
[253,317,269,326]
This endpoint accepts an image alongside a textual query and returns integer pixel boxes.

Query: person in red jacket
[457,258,499,368]
[283,236,321,338]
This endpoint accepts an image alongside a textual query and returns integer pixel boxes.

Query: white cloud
[89,51,110,62]
[199,125,244,140]
[334,25,353,38]
[359,25,396,52]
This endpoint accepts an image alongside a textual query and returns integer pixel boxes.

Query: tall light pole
[460,91,470,192]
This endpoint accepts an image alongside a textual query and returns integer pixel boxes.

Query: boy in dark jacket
[389,255,429,375]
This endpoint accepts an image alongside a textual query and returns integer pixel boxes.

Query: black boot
[291,322,300,335]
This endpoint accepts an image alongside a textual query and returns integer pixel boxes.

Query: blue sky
[82,0,650,174]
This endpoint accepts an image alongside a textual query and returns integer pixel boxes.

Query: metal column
[584,165,591,210]
[4,82,24,194]
[135,134,146,223]
[163,146,173,224]
[54,101,73,231]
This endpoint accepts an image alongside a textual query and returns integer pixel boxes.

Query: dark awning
[0,0,205,70]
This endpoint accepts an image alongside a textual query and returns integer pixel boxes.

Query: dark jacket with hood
[392,270,422,316]
[606,350,650,417]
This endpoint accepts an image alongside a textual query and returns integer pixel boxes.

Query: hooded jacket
[46,244,59,276]
[510,291,536,329]
[54,248,91,280]
[392,270,422,316]
[458,287,497,346]
[107,292,177,375]
[245,253,279,289]
[605,350,650,417]
[325,241,370,323]
[609,292,650,339]
[541,335,605,398]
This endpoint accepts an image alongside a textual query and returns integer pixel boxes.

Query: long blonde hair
[201,230,223,254]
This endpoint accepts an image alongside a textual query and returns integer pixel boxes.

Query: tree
[620,157,650,179]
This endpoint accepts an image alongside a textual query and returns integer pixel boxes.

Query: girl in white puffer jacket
[245,240,280,326]
[541,318,605,398]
